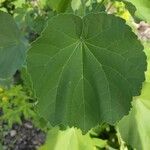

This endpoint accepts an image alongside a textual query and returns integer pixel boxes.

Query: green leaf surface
[0,143,3,150]
[129,0,150,22]
[144,44,150,82]
[118,45,150,150]
[47,0,71,12]
[71,0,81,11]
[39,127,97,150]
[0,11,27,79]
[27,13,146,132]
[92,138,107,148]
[123,0,136,16]
[118,82,150,150]
[86,2,106,14]
[114,0,136,16]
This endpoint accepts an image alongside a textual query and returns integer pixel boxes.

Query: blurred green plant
[0,85,36,127]
[0,0,52,43]
[13,1,49,42]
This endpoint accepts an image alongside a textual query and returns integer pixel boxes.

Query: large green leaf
[39,127,105,150]
[27,13,146,132]
[0,11,26,79]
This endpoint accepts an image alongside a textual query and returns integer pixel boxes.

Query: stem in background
[106,1,114,12]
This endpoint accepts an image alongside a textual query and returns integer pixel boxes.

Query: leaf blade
[27,13,146,132]
[0,11,27,79]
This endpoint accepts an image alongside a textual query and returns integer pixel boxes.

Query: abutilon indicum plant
[0,0,150,149]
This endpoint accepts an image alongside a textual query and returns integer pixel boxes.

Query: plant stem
[106,1,114,12]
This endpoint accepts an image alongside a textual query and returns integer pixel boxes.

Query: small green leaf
[71,0,81,11]
[113,0,136,16]
[123,0,136,16]
[129,0,150,22]
[47,0,71,12]
[27,13,146,132]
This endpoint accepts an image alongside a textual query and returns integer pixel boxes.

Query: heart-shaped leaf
[27,13,146,132]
